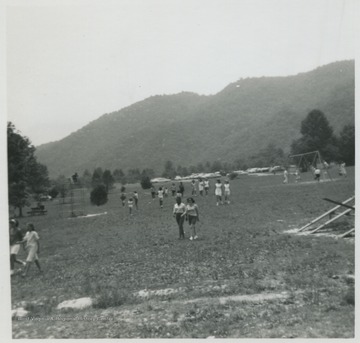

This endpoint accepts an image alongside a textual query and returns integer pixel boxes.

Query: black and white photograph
[2,0,357,339]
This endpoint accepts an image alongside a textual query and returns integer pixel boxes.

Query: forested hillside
[36,60,354,177]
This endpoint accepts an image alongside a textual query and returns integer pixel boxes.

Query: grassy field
[10,168,355,338]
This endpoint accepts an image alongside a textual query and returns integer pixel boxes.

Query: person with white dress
[215,179,223,206]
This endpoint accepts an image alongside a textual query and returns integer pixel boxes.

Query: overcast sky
[6,0,357,146]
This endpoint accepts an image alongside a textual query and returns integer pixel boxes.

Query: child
[182,197,199,240]
[120,186,126,207]
[133,191,139,210]
[164,187,169,198]
[314,168,321,182]
[215,179,223,205]
[18,223,42,277]
[295,169,301,183]
[158,187,164,208]
[128,197,134,215]
[173,197,186,239]
[9,219,26,276]
[224,180,231,204]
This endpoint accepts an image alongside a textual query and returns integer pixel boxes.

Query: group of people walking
[9,219,42,277]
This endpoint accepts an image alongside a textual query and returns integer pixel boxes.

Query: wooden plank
[323,198,355,210]
[310,208,353,234]
[340,228,355,238]
[298,196,355,232]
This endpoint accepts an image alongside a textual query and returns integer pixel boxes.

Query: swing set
[288,151,355,238]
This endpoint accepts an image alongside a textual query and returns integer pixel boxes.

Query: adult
[215,179,223,206]
[9,219,25,276]
[18,223,42,277]
[224,180,231,204]
[173,197,186,239]
[283,169,288,184]
[204,179,210,195]
[339,162,347,177]
[191,179,197,196]
[158,187,164,208]
[179,182,185,197]
[198,178,205,196]
[183,197,199,240]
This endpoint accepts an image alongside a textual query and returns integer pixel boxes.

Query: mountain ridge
[35,60,355,178]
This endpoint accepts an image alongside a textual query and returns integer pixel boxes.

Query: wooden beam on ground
[323,198,355,210]
[340,228,355,238]
[298,196,355,232]
[309,208,353,234]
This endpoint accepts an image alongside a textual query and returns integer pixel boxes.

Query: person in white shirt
[173,197,186,239]
[204,179,210,195]
[18,223,42,277]
[224,180,231,204]
[182,197,199,240]
[158,187,164,208]
[314,168,321,182]
[215,179,223,205]
[283,169,288,184]
[198,178,205,196]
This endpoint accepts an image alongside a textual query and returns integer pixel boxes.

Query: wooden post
[298,196,355,232]
[310,208,353,234]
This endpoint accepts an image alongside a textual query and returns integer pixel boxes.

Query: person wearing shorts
[183,197,199,240]
[18,223,42,277]
[9,219,26,276]
[173,197,186,239]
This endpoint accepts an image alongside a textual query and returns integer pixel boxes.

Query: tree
[141,168,155,179]
[113,168,126,185]
[90,185,108,206]
[91,168,103,188]
[162,160,176,179]
[81,169,92,188]
[338,124,355,165]
[127,168,141,183]
[102,169,115,192]
[140,175,152,189]
[291,110,339,161]
[7,122,50,216]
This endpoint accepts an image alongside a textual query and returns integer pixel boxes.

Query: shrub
[228,172,238,180]
[90,184,108,206]
[140,176,152,189]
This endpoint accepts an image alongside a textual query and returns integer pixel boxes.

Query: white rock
[12,307,29,318]
[56,297,93,310]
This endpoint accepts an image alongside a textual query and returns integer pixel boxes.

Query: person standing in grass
[179,182,185,197]
[204,178,210,195]
[128,197,134,215]
[215,179,223,205]
[191,179,197,196]
[120,186,127,206]
[171,183,177,197]
[133,191,139,210]
[158,187,164,208]
[183,197,199,240]
[224,180,231,204]
[173,197,186,239]
[18,223,42,277]
[314,167,321,182]
[9,219,26,276]
[151,186,156,200]
[198,178,205,196]
[283,169,288,184]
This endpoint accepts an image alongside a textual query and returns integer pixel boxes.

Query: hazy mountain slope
[36,60,354,178]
